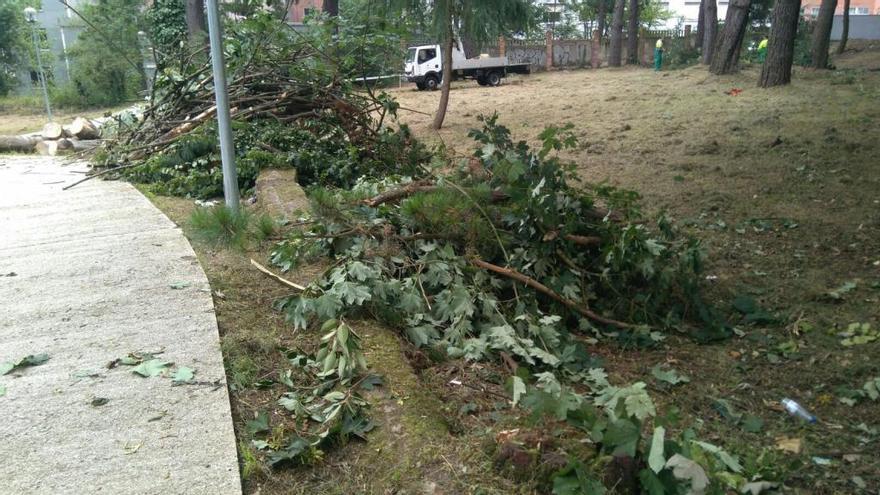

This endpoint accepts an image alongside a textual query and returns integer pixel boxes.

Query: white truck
[403,42,531,91]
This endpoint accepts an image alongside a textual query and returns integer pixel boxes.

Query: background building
[803,0,880,17]
[287,0,325,25]
[659,0,729,29]
[16,1,85,94]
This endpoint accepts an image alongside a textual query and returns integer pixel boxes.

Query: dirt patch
[390,63,880,492]
[141,191,522,494]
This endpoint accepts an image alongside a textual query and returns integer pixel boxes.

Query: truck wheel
[476,76,488,86]
[424,75,439,91]
[416,82,426,91]
[487,71,502,87]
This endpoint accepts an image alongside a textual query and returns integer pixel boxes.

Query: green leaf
[511,376,526,407]
[171,367,195,383]
[169,282,190,289]
[604,418,640,457]
[711,397,742,423]
[15,353,50,369]
[623,383,656,420]
[648,426,666,473]
[0,385,6,397]
[651,364,690,385]
[665,454,709,494]
[741,415,764,433]
[323,390,346,402]
[0,362,12,375]
[132,359,172,377]
[694,440,743,473]
[825,281,857,301]
[246,411,270,435]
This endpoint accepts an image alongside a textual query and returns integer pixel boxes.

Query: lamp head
[24,7,37,23]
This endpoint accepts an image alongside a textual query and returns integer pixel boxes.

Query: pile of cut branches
[96,14,427,197]
[273,115,730,376]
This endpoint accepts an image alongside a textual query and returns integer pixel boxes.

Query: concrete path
[0,156,241,494]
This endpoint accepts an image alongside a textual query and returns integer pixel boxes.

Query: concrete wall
[503,32,688,71]
[831,15,880,40]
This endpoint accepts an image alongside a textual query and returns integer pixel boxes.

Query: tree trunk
[70,139,102,152]
[702,0,718,64]
[609,0,626,66]
[0,135,41,153]
[433,32,454,130]
[626,0,640,64]
[836,0,850,54]
[696,0,706,48]
[598,0,607,38]
[759,0,802,86]
[811,0,837,68]
[709,0,751,74]
[461,36,480,59]
[186,0,207,42]
[323,0,339,17]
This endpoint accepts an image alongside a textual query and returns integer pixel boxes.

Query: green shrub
[662,37,700,69]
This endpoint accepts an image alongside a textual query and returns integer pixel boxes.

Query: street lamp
[204,0,240,211]
[24,7,53,122]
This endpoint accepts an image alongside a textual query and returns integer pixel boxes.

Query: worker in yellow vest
[654,38,664,71]
[757,38,768,63]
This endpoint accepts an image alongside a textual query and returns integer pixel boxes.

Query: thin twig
[250,259,306,291]
[62,163,139,190]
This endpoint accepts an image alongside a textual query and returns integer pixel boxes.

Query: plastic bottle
[781,398,817,423]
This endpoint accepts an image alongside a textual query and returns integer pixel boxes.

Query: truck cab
[404,42,530,91]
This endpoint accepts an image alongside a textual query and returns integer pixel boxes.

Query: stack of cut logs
[0,117,103,156]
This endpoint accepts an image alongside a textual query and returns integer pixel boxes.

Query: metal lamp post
[204,0,240,211]
[24,7,53,122]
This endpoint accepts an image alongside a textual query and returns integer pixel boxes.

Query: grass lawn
[139,48,879,494]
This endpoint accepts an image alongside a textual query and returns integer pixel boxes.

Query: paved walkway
[0,156,241,494]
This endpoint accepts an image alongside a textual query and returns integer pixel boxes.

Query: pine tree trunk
[186,0,207,42]
[759,0,802,86]
[709,0,751,74]
[433,33,454,130]
[626,0,640,64]
[811,0,837,68]
[702,0,718,64]
[598,0,607,38]
[609,0,626,66]
[323,0,339,17]
[836,0,850,54]
[696,0,706,48]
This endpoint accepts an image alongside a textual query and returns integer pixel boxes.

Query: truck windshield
[406,48,417,64]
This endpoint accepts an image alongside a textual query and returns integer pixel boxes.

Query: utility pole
[24,7,52,122]
[204,0,240,211]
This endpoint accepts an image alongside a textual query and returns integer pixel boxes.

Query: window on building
[304,8,315,17]
[852,6,869,14]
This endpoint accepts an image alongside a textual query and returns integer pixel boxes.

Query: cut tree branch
[250,259,306,291]
[469,258,634,329]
